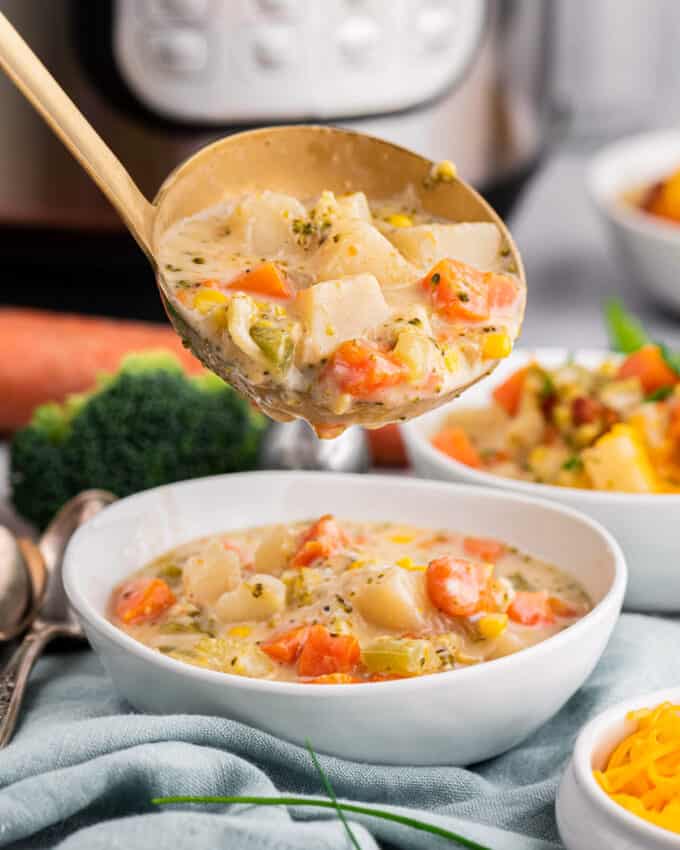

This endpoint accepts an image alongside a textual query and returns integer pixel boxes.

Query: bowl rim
[64,470,626,696]
[586,127,680,246]
[401,345,680,506]
[570,686,680,846]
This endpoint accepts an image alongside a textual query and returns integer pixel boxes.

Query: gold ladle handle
[0,12,155,259]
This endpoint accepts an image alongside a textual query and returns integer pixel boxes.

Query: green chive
[645,385,674,402]
[151,796,492,849]
[306,740,360,850]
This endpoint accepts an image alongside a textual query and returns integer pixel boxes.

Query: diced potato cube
[505,397,545,451]
[355,567,427,632]
[597,378,643,417]
[314,220,416,288]
[215,574,286,623]
[229,191,306,255]
[253,524,298,575]
[297,273,390,363]
[582,424,658,493]
[183,541,241,606]
[388,222,501,271]
[336,192,371,222]
[393,330,440,382]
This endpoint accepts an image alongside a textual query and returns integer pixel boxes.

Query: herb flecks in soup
[110,516,590,684]
[159,188,523,435]
[432,352,680,493]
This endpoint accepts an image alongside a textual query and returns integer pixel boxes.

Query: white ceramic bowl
[63,471,625,766]
[402,347,680,613]
[557,687,680,850]
[588,128,680,312]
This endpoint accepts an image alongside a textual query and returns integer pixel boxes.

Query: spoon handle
[0,13,154,258]
[0,624,78,749]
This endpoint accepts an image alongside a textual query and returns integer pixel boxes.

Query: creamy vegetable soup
[432,354,680,493]
[159,184,524,436]
[110,516,590,684]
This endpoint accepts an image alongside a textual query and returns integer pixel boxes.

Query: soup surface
[110,516,590,684]
[159,185,524,435]
[432,353,680,493]
[622,166,680,226]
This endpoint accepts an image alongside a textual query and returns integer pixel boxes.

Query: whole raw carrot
[0,308,203,432]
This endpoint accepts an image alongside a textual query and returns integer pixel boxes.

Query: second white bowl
[64,472,625,765]
[588,128,680,312]
[402,348,680,612]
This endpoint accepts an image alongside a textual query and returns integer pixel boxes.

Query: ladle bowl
[0,12,525,434]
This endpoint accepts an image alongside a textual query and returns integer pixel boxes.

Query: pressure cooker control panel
[113,0,486,123]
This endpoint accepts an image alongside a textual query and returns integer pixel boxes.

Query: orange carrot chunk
[227,262,293,299]
[297,625,361,677]
[426,556,490,618]
[548,596,583,619]
[508,591,555,626]
[290,514,348,568]
[431,426,482,468]
[487,274,520,310]
[422,259,490,322]
[463,536,506,562]
[261,626,310,664]
[325,340,409,398]
[617,345,678,394]
[114,577,175,625]
[421,259,519,323]
[492,366,529,416]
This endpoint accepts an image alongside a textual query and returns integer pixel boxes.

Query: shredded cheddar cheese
[594,702,680,834]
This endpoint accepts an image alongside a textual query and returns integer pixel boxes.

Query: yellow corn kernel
[391,534,415,544]
[228,625,252,638]
[431,160,457,182]
[348,559,374,571]
[325,324,336,336]
[387,213,413,228]
[482,332,512,360]
[395,556,426,572]
[443,346,460,372]
[477,613,508,640]
[211,305,230,331]
[194,287,228,314]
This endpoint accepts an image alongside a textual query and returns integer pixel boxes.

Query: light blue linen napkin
[1,613,678,850]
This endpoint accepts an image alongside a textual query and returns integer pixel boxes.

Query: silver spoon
[0,528,46,642]
[0,490,116,748]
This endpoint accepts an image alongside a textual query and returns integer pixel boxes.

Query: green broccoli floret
[11,352,267,528]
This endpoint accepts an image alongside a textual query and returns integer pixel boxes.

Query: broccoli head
[11,352,267,528]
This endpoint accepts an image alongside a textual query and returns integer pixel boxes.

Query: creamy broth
[158,187,524,434]
[110,516,590,684]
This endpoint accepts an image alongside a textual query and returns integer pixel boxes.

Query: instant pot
[0,0,556,319]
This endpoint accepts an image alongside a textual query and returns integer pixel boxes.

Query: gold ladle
[0,12,525,436]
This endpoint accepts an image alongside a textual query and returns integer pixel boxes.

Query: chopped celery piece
[361,636,435,675]
[159,621,201,634]
[169,636,274,678]
[282,567,324,606]
[250,323,294,372]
